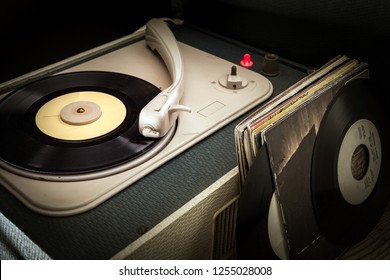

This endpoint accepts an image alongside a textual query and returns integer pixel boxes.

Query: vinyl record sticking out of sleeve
[235,144,279,259]
[311,78,389,245]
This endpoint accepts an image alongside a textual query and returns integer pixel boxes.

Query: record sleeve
[235,54,384,259]
[262,73,387,258]
[234,55,349,186]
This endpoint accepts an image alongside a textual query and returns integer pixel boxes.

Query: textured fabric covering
[0,213,51,260]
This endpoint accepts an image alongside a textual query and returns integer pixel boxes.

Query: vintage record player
[0,18,274,216]
[0,18,321,259]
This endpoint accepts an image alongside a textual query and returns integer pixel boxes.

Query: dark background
[0,0,174,83]
[1,0,389,105]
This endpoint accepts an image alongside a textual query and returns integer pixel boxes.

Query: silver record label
[337,119,381,205]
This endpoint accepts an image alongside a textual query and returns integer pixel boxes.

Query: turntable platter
[0,71,175,176]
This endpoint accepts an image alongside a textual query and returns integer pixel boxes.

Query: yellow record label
[35,91,126,140]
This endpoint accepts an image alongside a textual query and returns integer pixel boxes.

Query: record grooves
[0,71,170,176]
[311,78,389,245]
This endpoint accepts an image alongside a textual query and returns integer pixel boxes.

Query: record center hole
[60,101,102,125]
[351,144,369,181]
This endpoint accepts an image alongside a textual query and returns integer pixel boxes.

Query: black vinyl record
[0,71,164,175]
[235,144,279,259]
[311,78,389,245]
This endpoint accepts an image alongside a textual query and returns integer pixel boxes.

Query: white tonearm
[139,18,191,138]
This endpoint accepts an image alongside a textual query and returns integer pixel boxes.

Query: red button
[240,53,253,67]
